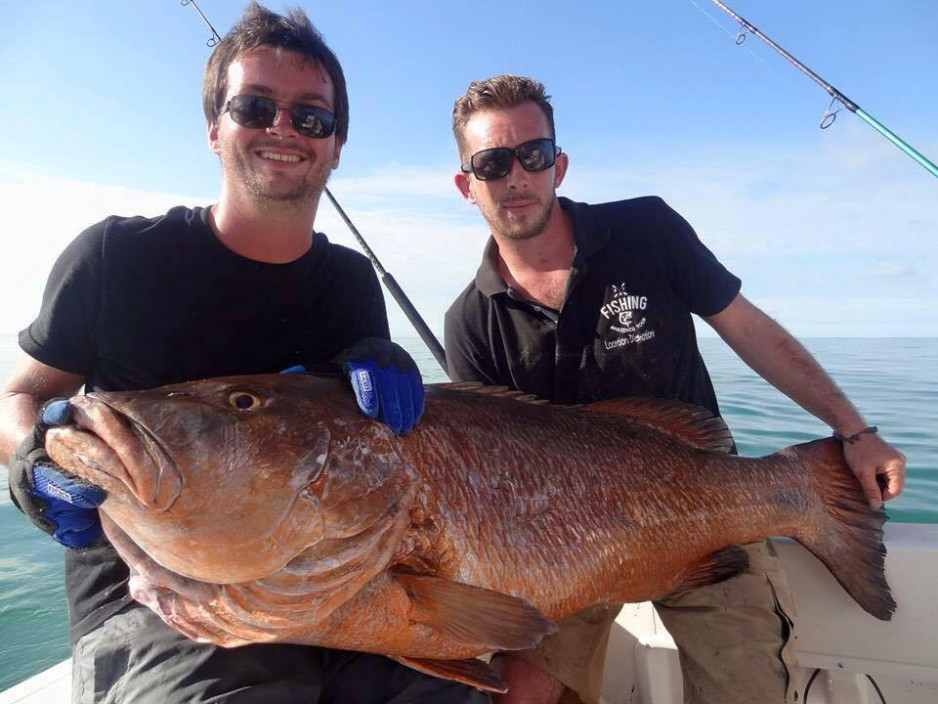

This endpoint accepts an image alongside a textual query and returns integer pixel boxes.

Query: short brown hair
[202,2,349,144]
[452,75,555,161]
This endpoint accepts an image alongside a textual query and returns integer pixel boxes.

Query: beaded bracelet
[832,426,879,444]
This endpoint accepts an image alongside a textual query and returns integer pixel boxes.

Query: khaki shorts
[509,602,619,704]
[510,540,799,704]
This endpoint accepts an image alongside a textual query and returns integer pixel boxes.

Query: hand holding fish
[284,339,426,433]
[335,338,425,433]
[840,431,906,509]
[8,399,106,548]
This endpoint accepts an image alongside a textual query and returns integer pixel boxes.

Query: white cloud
[0,163,484,342]
[312,202,488,339]
[333,137,938,338]
[563,127,938,260]
[2,137,934,344]
[558,129,936,334]
[875,261,914,280]
[0,166,212,332]
[330,165,457,201]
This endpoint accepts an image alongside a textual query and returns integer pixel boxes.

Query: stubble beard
[221,138,332,210]
[487,196,554,242]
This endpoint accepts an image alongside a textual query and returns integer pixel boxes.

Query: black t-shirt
[444,196,741,415]
[20,205,390,643]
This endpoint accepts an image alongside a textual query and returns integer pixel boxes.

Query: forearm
[0,392,43,466]
[708,297,865,434]
[0,353,85,465]
[708,294,906,505]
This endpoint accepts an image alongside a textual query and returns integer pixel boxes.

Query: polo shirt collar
[474,236,507,297]
[473,197,612,297]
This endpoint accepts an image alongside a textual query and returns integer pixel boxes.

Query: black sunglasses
[461,138,560,181]
[221,94,337,139]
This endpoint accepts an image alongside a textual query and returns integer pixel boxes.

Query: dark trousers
[72,604,491,704]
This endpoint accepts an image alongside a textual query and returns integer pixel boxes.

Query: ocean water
[0,334,935,690]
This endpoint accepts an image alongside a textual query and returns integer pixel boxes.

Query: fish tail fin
[784,437,895,621]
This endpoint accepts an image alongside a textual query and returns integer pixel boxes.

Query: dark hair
[452,74,555,161]
[202,1,349,144]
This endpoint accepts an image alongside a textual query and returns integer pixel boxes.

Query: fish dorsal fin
[436,384,731,448]
[581,396,734,453]
[393,655,508,694]
[435,382,549,405]
[396,573,557,651]
[661,545,750,600]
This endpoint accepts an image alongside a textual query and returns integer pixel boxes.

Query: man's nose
[268,106,298,136]
[504,157,529,188]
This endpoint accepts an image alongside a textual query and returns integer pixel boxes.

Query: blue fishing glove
[281,340,424,433]
[8,399,106,549]
[338,339,424,434]
[284,339,423,434]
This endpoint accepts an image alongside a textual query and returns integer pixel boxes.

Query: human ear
[208,120,221,155]
[331,142,343,170]
[553,151,569,188]
[454,171,476,204]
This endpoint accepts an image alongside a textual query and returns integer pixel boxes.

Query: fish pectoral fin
[663,545,750,598]
[393,655,508,694]
[396,573,557,651]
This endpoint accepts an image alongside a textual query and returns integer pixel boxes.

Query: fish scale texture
[45,373,893,671]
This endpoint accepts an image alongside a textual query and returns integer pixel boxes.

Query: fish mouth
[46,395,182,511]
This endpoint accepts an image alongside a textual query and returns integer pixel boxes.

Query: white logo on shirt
[599,282,656,348]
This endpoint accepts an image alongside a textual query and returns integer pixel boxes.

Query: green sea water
[0,334,935,690]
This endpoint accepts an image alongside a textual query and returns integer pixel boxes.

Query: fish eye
[228,391,261,410]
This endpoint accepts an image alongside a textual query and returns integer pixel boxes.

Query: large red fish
[45,373,894,692]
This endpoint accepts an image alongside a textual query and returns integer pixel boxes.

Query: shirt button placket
[554,263,588,403]
[554,306,576,402]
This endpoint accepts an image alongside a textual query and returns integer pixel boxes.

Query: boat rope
[700,0,938,181]
[803,667,888,703]
[179,0,449,373]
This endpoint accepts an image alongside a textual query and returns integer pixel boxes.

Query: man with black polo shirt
[444,74,907,704]
[0,5,485,703]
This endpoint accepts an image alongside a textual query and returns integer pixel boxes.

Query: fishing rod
[180,0,449,373]
[709,0,938,181]
[323,190,447,371]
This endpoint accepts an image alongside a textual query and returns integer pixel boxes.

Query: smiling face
[455,101,568,241]
[209,48,342,209]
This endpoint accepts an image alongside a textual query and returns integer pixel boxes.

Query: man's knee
[492,654,565,704]
[653,540,799,704]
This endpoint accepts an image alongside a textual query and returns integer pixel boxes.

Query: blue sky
[1,0,936,340]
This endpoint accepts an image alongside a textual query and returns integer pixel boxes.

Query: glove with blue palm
[8,399,106,549]
[283,339,424,433]
[336,338,425,434]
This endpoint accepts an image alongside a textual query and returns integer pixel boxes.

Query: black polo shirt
[444,196,740,414]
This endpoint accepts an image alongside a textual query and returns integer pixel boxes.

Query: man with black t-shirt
[0,5,485,704]
[445,74,907,704]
